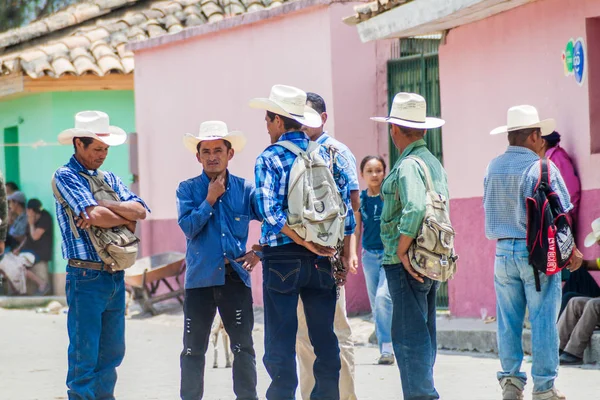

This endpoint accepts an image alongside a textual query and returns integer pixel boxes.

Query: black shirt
[23,210,53,262]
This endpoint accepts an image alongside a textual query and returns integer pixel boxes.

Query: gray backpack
[52,170,139,271]
[275,141,347,247]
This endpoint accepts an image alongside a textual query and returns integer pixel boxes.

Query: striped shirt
[254,131,353,247]
[315,132,359,235]
[484,146,572,240]
[53,156,149,262]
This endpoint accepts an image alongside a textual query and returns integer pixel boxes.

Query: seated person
[5,182,20,228]
[13,199,53,295]
[6,191,27,250]
[5,182,19,196]
[559,220,600,364]
[559,217,600,315]
[559,295,600,365]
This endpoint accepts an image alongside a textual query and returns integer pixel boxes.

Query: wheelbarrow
[125,252,186,315]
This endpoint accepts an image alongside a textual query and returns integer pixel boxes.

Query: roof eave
[127,0,338,53]
[348,0,538,43]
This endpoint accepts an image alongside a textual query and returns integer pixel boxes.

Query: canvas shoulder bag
[52,170,139,271]
[403,156,458,282]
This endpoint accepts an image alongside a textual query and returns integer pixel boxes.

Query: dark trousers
[180,271,258,400]
[262,243,340,400]
[384,263,440,400]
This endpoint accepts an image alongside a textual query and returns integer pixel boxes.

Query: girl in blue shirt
[354,155,394,365]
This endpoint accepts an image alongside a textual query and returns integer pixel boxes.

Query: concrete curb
[0,296,66,308]
[437,327,600,363]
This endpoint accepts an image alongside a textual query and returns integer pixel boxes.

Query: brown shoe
[532,387,566,400]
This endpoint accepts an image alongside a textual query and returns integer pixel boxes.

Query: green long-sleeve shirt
[380,139,449,265]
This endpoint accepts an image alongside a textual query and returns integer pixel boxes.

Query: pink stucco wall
[133,3,379,312]
[440,0,600,317]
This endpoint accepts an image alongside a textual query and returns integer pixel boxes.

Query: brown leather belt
[68,259,113,273]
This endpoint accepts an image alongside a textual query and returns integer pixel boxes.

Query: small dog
[211,311,233,368]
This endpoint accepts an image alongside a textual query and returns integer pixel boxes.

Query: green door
[387,38,449,310]
[4,126,20,188]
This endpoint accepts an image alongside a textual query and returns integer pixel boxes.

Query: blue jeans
[361,249,392,353]
[384,263,439,400]
[65,266,126,400]
[494,239,561,393]
[262,243,340,400]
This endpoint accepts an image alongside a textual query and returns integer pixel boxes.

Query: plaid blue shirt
[316,132,358,235]
[483,146,572,240]
[54,156,150,262]
[254,131,353,247]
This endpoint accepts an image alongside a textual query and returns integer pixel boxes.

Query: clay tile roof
[0,0,289,79]
[343,0,411,26]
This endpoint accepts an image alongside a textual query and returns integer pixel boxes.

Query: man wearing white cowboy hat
[176,120,261,400]
[52,110,149,399]
[295,91,360,400]
[372,92,448,400]
[484,105,583,400]
[556,218,600,366]
[251,84,353,399]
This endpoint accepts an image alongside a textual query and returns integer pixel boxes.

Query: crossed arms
[55,168,147,232]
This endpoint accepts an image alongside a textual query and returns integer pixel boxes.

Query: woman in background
[354,155,394,365]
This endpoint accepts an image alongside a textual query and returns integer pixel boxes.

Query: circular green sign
[565,40,574,72]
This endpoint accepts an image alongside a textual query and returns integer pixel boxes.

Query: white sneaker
[500,378,524,400]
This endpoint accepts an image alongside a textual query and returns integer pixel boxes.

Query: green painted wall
[0,90,134,276]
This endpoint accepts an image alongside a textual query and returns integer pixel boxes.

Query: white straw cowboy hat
[249,84,322,128]
[584,218,600,247]
[371,92,445,129]
[183,121,246,154]
[490,105,556,136]
[58,111,127,146]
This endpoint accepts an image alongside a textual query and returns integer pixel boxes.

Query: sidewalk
[3,295,599,363]
[435,315,600,364]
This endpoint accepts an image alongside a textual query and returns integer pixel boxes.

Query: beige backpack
[275,141,347,247]
[403,156,458,282]
[52,171,139,271]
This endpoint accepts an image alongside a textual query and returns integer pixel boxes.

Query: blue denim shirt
[483,146,572,240]
[176,171,260,289]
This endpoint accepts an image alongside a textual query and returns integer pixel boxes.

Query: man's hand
[398,251,424,283]
[125,221,137,234]
[26,209,36,225]
[334,267,348,286]
[303,241,336,257]
[74,215,92,229]
[567,247,583,272]
[12,247,20,256]
[397,235,424,283]
[0,241,5,256]
[206,173,226,206]
[343,251,358,275]
[236,251,260,272]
